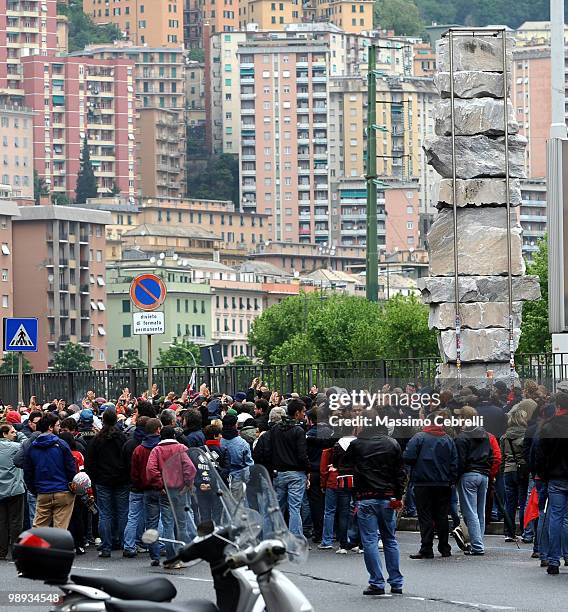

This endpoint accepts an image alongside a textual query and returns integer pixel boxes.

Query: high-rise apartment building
[512,47,550,179]
[11,205,112,371]
[0,202,19,352]
[137,108,185,199]
[22,55,137,201]
[0,0,59,100]
[186,0,238,48]
[237,36,330,243]
[520,178,546,261]
[77,43,186,111]
[84,0,183,46]
[0,104,34,203]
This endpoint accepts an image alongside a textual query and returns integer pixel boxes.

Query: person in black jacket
[343,417,406,596]
[85,410,129,558]
[262,399,309,537]
[535,392,568,575]
[403,416,458,559]
[454,406,493,556]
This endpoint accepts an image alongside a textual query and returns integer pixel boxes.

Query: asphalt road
[2,532,567,612]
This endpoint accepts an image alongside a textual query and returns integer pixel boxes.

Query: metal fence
[0,354,567,406]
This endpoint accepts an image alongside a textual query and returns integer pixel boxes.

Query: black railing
[0,354,567,406]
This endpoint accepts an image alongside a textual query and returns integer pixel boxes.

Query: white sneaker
[335,548,348,555]
[94,538,102,547]
[378,540,384,550]
[317,544,334,550]
[350,546,364,554]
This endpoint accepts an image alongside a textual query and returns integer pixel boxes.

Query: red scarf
[205,439,222,448]
[555,408,568,417]
[423,424,446,436]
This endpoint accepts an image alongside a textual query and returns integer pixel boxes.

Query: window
[1,269,7,281]
[1,295,7,308]
[407,221,413,229]
[1,243,10,256]
[122,299,130,312]
[122,324,131,338]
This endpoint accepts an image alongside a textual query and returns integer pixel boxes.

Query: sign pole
[147,334,152,393]
[17,351,23,406]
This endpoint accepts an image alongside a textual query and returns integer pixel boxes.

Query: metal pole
[386,260,390,300]
[448,31,462,382]
[501,31,515,389]
[366,45,378,302]
[147,334,152,393]
[551,0,567,140]
[17,352,23,406]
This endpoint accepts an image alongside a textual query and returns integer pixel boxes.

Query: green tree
[251,293,437,364]
[188,48,205,62]
[52,342,93,371]
[51,192,71,206]
[374,0,424,36]
[113,350,146,369]
[34,170,49,206]
[0,353,33,374]
[374,294,438,359]
[75,137,98,204]
[187,154,239,204]
[59,0,122,53]
[518,236,550,353]
[157,339,200,367]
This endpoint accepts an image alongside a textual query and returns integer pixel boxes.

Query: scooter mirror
[141,529,159,544]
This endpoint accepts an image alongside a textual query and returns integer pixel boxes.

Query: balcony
[58,258,69,266]
[59,284,69,292]
[60,309,69,317]
[81,310,90,318]
[80,335,90,343]
[79,233,89,243]
[212,330,242,340]
[80,284,89,293]
[298,184,311,191]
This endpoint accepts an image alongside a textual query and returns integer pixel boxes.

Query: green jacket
[0,438,25,499]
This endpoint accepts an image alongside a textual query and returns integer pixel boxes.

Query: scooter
[12,454,313,612]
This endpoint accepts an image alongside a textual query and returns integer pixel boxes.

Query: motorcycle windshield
[160,447,307,563]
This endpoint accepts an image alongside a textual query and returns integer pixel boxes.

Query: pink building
[0,0,59,100]
[385,184,421,253]
[21,55,137,201]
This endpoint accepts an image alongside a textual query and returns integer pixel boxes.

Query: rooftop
[122,223,221,241]
[15,205,111,225]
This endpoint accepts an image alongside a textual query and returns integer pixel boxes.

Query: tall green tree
[158,339,200,367]
[374,0,424,36]
[34,170,49,205]
[52,342,93,371]
[250,293,437,364]
[113,350,146,369]
[187,154,239,204]
[0,353,33,374]
[75,137,98,204]
[518,236,550,353]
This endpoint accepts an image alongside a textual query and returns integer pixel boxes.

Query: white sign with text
[133,311,165,335]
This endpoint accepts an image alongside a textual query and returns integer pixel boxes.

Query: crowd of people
[0,376,567,595]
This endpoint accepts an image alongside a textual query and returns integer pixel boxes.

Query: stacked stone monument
[419,35,541,381]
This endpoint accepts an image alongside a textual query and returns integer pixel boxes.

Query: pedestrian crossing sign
[3,318,38,352]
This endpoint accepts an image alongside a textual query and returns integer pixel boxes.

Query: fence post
[286,364,294,395]
[230,366,237,395]
[205,366,212,393]
[67,371,75,403]
[129,369,136,398]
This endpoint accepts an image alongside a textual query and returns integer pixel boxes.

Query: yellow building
[315,0,374,34]
[83,0,183,47]
[238,0,302,30]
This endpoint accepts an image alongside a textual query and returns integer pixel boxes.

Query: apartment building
[78,43,186,111]
[512,47,550,179]
[0,202,19,352]
[84,0,183,46]
[238,0,301,30]
[22,55,137,201]
[137,108,185,199]
[208,31,247,156]
[237,36,331,243]
[187,60,206,118]
[0,0,59,101]
[11,206,111,371]
[0,104,34,203]
[314,0,374,34]
[384,183,421,252]
[186,0,238,48]
[412,42,436,77]
[520,178,546,261]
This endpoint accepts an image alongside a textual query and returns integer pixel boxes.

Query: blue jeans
[357,499,403,590]
[274,471,307,537]
[458,472,488,554]
[492,472,504,520]
[504,471,528,538]
[546,479,568,567]
[145,490,176,560]
[450,486,460,528]
[123,491,145,553]
[26,491,36,530]
[229,468,250,502]
[321,488,351,548]
[536,480,568,560]
[96,484,129,554]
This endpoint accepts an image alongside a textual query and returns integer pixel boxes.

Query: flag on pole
[524,485,539,528]
[186,369,197,396]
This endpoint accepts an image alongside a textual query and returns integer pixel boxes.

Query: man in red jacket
[146,426,196,568]
[130,418,162,566]
[485,432,503,529]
